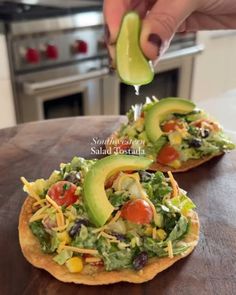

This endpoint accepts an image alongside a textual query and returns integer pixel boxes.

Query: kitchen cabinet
[191,31,236,101]
[0,80,15,128]
[0,34,16,128]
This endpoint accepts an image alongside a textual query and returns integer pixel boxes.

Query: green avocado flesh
[116,12,154,86]
[145,97,196,143]
[83,155,153,227]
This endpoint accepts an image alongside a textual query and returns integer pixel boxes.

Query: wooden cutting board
[0,116,235,295]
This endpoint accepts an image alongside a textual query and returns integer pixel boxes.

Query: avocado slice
[83,155,153,227]
[145,97,195,143]
[116,12,154,86]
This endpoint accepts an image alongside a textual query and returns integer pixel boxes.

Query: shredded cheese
[33,204,50,216]
[29,204,50,223]
[141,194,160,226]
[92,210,121,233]
[152,227,157,240]
[85,257,102,263]
[46,195,64,227]
[167,240,174,259]
[167,171,178,198]
[29,214,47,223]
[20,177,41,202]
[62,246,98,255]
[57,241,66,253]
[56,213,62,227]
[32,199,47,207]
[52,219,69,232]
[100,231,118,241]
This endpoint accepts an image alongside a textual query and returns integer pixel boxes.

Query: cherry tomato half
[157,144,179,165]
[162,119,184,133]
[116,141,132,151]
[48,181,78,206]
[121,199,153,224]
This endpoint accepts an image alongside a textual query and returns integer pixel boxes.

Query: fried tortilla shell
[106,132,223,173]
[19,197,200,285]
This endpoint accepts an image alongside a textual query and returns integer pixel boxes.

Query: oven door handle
[160,44,204,62]
[23,67,110,95]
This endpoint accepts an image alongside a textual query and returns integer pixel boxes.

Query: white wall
[192,31,236,102]
[0,34,16,129]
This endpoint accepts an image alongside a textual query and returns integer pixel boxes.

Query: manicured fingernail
[130,0,141,10]
[104,24,110,44]
[148,34,162,56]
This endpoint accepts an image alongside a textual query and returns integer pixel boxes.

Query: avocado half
[83,155,152,227]
[145,97,195,143]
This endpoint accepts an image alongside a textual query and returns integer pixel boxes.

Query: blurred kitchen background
[0,0,236,135]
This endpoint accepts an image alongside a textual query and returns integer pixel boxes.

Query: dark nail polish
[148,34,162,55]
[104,24,110,44]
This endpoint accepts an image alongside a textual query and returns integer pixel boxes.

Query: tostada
[19,155,199,284]
[106,97,235,172]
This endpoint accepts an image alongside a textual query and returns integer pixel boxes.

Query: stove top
[0,1,102,21]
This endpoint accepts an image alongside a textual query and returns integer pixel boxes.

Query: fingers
[140,0,199,60]
[103,0,128,45]
[178,12,236,32]
[104,0,151,44]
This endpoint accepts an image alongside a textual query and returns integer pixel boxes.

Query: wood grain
[0,116,235,295]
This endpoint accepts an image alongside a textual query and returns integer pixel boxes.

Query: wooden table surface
[0,116,235,295]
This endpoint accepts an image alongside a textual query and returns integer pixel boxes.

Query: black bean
[64,171,81,184]
[200,129,210,138]
[69,219,89,237]
[188,138,202,148]
[139,171,153,182]
[133,251,148,270]
[111,232,126,242]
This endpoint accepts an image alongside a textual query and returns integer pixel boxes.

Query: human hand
[104,0,236,63]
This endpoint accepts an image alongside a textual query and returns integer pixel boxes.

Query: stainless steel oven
[16,59,109,122]
[5,7,109,123]
[103,35,204,115]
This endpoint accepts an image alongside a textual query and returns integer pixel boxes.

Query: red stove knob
[74,40,88,54]
[46,44,59,60]
[26,48,40,64]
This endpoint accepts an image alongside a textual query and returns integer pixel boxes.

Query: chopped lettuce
[23,171,61,198]
[108,191,130,208]
[71,228,97,249]
[53,249,73,265]
[146,135,167,156]
[142,171,172,205]
[208,132,235,150]
[166,194,196,216]
[102,248,134,271]
[60,157,96,178]
[166,216,189,242]
[179,147,200,162]
[142,238,167,257]
[199,141,220,155]
[29,221,54,254]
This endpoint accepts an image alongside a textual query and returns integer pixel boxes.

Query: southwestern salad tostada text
[19,155,199,285]
[106,97,235,172]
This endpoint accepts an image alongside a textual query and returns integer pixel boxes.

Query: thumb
[140,0,198,60]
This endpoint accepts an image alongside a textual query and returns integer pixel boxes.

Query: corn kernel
[57,231,71,244]
[168,160,181,169]
[66,257,83,273]
[144,226,153,236]
[168,132,182,145]
[134,118,145,132]
[156,229,167,241]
